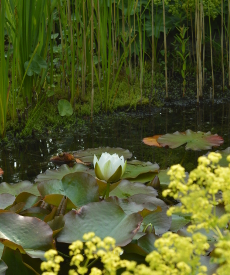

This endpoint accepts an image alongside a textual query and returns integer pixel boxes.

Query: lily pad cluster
[0,147,183,275]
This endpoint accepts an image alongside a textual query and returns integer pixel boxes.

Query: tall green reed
[0,0,10,138]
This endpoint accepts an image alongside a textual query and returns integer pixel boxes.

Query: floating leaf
[73,147,132,163]
[142,135,163,147]
[0,168,4,176]
[110,180,158,198]
[50,152,75,164]
[137,233,158,254]
[141,196,172,235]
[157,130,223,150]
[0,212,54,258]
[213,147,230,167]
[57,201,142,246]
[170,214,191,233]
[35,164,89,183]
[0,194,15,209]
[13,193,40,211]
[0,259,7,274]
[0,181,34,196]
[47,216,65,237]
[2,247,38,275]
[122,160,159,182]
[38,172,99,207]
[58,99,73,116]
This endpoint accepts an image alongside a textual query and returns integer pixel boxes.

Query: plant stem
[105,182,110,198]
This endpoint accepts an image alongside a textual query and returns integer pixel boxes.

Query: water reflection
[1,104,230,183]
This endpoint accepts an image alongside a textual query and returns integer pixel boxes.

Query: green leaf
[57,201,143,246]
[38,172,99,207]
[0,259,7,274]
[157,130,224,150]
[213,147,230,167]
[0,212,54,257]
[13,193,40,211]
[122,160,159,180]
[35,164,89,183]
[0,181,35,196]
[110,180,158,198]
[137,233,158,254]
[24,60,41,76]
[58,99,73,116]
[0,194,15,209]
[33,54,47,69]
[170,214,191,232]
[2,247,38,275]
[73,147,132,163]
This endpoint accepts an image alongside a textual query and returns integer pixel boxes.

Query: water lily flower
[93,152,126,183]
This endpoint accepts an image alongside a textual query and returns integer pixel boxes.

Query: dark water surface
[1,104,230,183]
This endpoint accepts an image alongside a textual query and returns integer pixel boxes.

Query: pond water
[1,103,230,184]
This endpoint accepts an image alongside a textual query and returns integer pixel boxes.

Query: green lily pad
[141,196,172,235]
[13,193,40,212]
[106,196,157,215]
[137,233,158,254]
[73,147,132,163]
[122,160,159,181]
[109,180,158,198]
[2,247,38,275]
[57,201,143,246]
[35,164,89,183]
[0,181,34,196]
[0,243,4,258]
[47,216,65,237]
[0,212,54,257]
[0,259,7,274]
[169,214,191,233]
[157,129,224,150]
[20,207,51,220]
[213,147,230,167]
[38,172,99,207]
[0,194,15,209]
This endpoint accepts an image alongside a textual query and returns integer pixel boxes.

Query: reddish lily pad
[57,201,142,246]
[73,147,132,163]
[157,130,223,150]
[0,212,54,258]
[0,168,4,176]
[35,164,89,183]
[142,135,163,147]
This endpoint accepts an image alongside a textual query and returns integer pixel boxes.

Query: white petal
[93,155,99,168]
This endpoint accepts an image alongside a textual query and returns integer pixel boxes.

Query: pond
[1,103,230,184]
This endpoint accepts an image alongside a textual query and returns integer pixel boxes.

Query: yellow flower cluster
[41,249,64,275]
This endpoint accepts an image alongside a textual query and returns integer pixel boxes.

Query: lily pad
[0,212,54,257]
[2,247,38,275]
[141,196,172,235]
[137,233,158,254]
[57,201,142,246]
[169,214,191,233]
[0,181,34,196]
[157,130,224,150]
[38,172,99,207]
[142,135,163,147]
[122,160,159,181]
[106,196,158,215]
[35,164,89,183]
[13,193,40,212]
[58,99,73,116]
[0,259,7,274]
[213,147,230,167]
[109,180,158,198]
[0,194,15,209]
[73,147,132,163]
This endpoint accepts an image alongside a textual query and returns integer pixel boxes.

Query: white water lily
[93,152,126,183]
